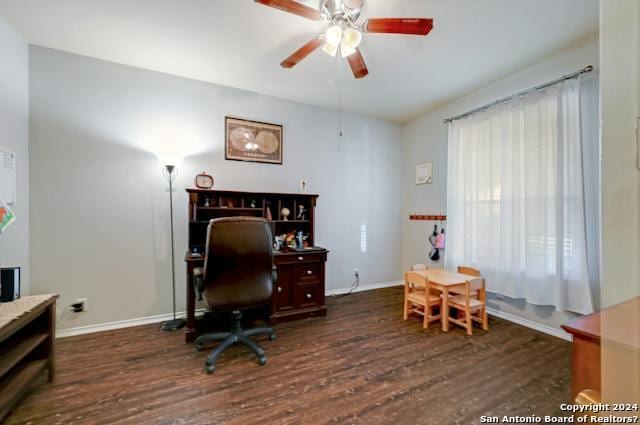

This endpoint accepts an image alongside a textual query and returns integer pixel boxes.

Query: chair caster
[258,356,267,366]
[269,334,276,341]
[205,363,215,374]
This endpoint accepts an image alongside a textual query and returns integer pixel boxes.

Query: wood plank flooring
[6,287,571,425]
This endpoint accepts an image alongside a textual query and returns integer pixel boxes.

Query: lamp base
[162,318,186,332]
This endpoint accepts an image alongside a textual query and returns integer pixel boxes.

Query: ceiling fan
[255,0,434,79]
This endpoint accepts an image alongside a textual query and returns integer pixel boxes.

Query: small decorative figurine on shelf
[299,179,308,194]
[281,207,291,221]
[203,197,211,207]
[274,235,283,251]
[250,199,257,208]
[296,205,307,220]
[283,232,296,249]
[266,203,273,221]
[296,231,304,248]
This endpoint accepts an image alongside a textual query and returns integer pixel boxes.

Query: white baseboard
[56,282,404,338]
[486,307,572,341]
[56,282,570,342]
[56,309,207,339]
[325,280,403,296]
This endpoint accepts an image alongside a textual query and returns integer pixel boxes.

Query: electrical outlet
[74,297,88,312]
[353,268,359,278]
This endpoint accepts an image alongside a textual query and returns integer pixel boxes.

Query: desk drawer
[295,263,321,284]
[275,253,325,265]
[295,283,323,308]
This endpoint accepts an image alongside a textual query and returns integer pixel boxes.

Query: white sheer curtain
[445,78,595,314]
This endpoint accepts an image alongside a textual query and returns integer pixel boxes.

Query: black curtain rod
[443,65,594,124]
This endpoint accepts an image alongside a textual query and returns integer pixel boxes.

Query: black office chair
[193,217,276,374]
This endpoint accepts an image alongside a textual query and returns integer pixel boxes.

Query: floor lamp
[162,164,186,331]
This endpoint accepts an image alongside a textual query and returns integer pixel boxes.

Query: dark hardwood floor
[6,287,571,425]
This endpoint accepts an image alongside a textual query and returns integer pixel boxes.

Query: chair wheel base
[197,311,274,374]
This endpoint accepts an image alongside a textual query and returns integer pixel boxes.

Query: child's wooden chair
[446,276,489,335]
[403,271,442,329]
[450,266,482,298]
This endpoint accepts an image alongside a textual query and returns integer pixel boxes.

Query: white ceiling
[0,0,598,123]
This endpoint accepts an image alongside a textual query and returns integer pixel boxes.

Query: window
[445,78,595,314]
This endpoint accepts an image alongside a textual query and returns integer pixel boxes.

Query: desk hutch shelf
[184,189,328,343]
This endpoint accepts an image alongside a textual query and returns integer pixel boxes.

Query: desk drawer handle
[306,293,312,299]
[277,286,282,293]
[298,256,304,261]
[306,270,313,275]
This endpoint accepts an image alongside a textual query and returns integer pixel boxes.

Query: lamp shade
[340,39,356,57]
[325,25,343,45]
[343,28,362,48]
[322,42,339,57]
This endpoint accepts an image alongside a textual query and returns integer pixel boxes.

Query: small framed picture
[415,162,433,185]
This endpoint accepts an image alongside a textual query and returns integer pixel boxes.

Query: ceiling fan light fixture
[259,0,434,79]
[325,25,343,45]
[343,28,362,48]
[322,41,339,57]
[340,39,356,58]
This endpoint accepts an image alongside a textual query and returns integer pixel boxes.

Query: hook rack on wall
[409,214,446,221]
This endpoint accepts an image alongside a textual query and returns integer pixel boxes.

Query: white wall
[0,15,29,293]
[599,1,639,308]
[400,41,599,330]
[599,0,639,405]
[28,46,402,330]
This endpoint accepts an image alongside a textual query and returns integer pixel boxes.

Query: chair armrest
[193,267,204,301]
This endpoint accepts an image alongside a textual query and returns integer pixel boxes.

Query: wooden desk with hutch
[184,189,328,343]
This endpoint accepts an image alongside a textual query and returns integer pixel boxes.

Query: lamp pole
[162,164,185,331]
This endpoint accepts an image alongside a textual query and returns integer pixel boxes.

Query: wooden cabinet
[184,189,328,342]
[562,297,640,400]
[562,314,601,400]
[0,295,58,422]
[272,250,327,322]
[273,264,296,313]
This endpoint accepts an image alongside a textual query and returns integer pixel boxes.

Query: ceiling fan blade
[255,0,322,20]
[280,37,324,68]
[346,48,369,79]
[364,18,434,36]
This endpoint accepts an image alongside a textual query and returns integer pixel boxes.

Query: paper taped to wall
[0,148,16,205]
[0,199,15,233]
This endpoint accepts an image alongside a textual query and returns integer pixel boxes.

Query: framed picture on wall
[415,162,433,185]
[225,116,283,164]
